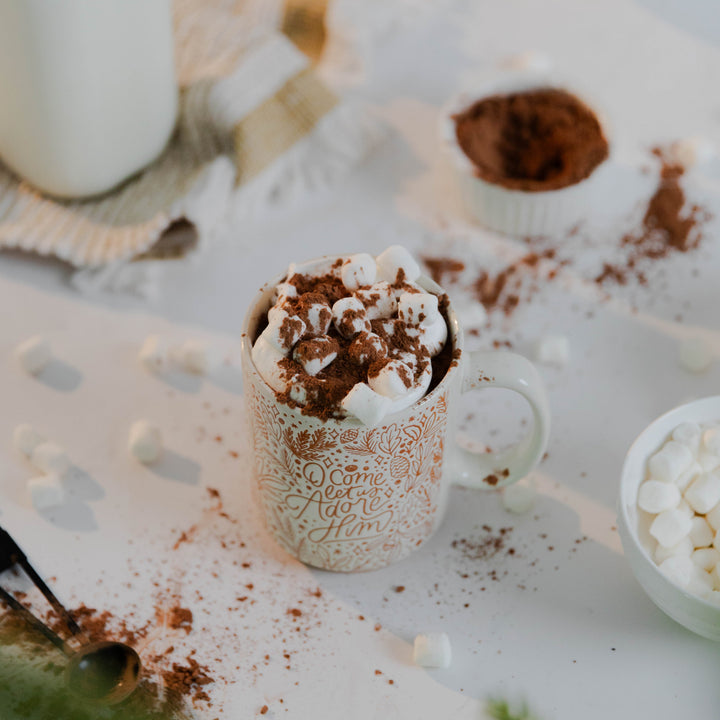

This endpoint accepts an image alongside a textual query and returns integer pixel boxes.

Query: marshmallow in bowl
[639,420,720,600]
[252,246,449,426]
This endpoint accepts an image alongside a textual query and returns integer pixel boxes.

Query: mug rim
[240,254,464,424]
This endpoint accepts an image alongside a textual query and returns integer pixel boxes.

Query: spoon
[0,526,142,705]
[0,584,141,704]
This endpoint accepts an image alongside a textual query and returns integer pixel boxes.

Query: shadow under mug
[241,263,551,572]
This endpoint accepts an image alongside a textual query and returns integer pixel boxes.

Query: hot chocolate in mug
[241,258,550,572]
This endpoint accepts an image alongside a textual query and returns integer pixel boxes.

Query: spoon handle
[0,526,83,638]
[0,585,71,656]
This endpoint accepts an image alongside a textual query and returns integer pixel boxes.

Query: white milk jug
[0,0,178,198]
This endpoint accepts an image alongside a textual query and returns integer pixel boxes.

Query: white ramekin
[617,396,720,641]
[441,71,612,237]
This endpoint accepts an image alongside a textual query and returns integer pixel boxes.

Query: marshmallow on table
[648,441,693,483]
[31,442,71,476]
[672,422,702,454]
[15,335,51,376]
[650,508,692,548]
[355,282,397,320]
[376,245,421,284]
[128,420,163,464]
[502,480,536,514]
[28,474,65,511]
[413,633,452,669]
[259,308,306,355]
[398,292,439,327]
[293,336,338,377]
[13,424,45,457]
[332,297,371,338]
[138,335,168,374]
[456,302,488,329]
[637,480,681,514]
[678,338,712,374]
[341,253,377,291]
[177,339,219,375]
[368,359,413,400]
[534,334,569,368]
[341,383,391,427]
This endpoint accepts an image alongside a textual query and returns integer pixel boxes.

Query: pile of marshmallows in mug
[641,421,720,602]
[251,246,448,426]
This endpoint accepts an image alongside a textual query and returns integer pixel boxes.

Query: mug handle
[448,350,551,489]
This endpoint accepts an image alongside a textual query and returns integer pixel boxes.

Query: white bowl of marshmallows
[618,396,720,640]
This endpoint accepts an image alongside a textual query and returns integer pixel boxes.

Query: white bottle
[0,0,178,199]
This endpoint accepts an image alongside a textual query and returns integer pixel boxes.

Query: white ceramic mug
[241,263,551,572]
[0,0,178,198]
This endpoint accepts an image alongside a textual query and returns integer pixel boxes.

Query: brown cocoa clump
[454,88,608,191]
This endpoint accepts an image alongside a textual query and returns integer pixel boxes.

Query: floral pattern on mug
[247,383,449,572]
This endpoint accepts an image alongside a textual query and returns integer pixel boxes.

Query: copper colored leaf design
[377,426,402,456]
[403,424,423,442]
[345,431,378,456]
[390,456,410,479]
[284,427,336,460]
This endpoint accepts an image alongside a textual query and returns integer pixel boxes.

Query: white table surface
[2,0,720,718]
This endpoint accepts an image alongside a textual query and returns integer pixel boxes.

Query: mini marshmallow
[28,474,65,511]
[341,254,377,291]
[684,471,720,514]
[376,245,421,283]
[456,302,488,329]
[678,337,712,374]
[655,536,693,564]
[670,136,716,169]
[274,281,298,304]
[688,563,714,595]
[692,548,720,571]
[648,441,693,483]
[128,420,163,464]
[13,424,45,457]
[293,337,338,377]
[672,422,702,454]
[676,498,694,518]
[703,427,720,455]
[706,503,720,531]
[698,451,720,473]
[368,359,413,400]
[332,297,370,338]
[658,555,694,589]
[712,562,720,589]
[534,334,569,368]
[355,282,398,320]
[259,309,306,355]
[302,301,333,337]
[413,633,452,669]
[650,508,692,548]
[30,442,71,476]
[690,516,714,548]
[15,335,51,376]
[502,480,536,514]
[638,480,681,514]
[675,462,702,493]
[398,292,439,328]
[341,383,391,427]
[348,332,388,366]
[251,337,288,393]
[177,339,219,375]
[138,335,168,374]
[418,317,448,357]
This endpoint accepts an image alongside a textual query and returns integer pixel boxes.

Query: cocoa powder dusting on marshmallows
[454,88,609,191]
